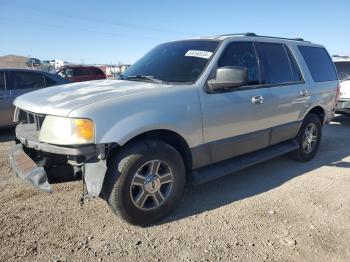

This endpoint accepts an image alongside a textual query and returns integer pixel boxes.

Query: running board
[189,140,299,185]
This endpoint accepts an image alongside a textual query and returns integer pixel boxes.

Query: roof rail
[333,55,350,58]
[255,34,307,42]
[215,32,257,38]
[217,32,308,42]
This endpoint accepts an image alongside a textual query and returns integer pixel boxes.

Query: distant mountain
[0,55,28,68]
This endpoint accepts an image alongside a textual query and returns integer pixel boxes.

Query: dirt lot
[0,115,349,262]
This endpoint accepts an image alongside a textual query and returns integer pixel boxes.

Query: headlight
[39,116,95,145]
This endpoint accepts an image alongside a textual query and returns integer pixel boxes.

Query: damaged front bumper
[9,144,52,193]
[9,123,108,197]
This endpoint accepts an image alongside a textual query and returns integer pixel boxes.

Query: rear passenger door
[0,71,13,127]
[257,42,309,144]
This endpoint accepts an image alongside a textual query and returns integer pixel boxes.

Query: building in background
[49,59,69,69]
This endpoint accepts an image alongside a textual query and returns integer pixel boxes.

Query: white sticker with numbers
[185,50,213,59]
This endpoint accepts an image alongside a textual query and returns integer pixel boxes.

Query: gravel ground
[0,115,350,262]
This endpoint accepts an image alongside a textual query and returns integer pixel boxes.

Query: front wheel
[104,140,185,226]
[290,113,322,162]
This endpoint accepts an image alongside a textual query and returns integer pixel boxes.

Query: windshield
[335,61,350,81]
[123,40,219,83]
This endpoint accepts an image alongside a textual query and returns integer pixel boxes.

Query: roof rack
[215,32,257,38]
[333,55,350,58]
[216,32,308,42]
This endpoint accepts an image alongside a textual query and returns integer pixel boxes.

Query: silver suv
[9,33,339,226]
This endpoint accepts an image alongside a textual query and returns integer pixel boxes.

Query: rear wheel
[290,113,322,162]
[104,140,185,226]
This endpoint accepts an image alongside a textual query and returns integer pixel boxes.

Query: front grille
[16,108,46,131]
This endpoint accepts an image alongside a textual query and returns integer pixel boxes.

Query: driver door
[199,41,275,163]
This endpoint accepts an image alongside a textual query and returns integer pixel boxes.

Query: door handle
[299,90,309,97]
[251,95,264,104]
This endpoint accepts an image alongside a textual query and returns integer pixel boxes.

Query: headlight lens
[39,116,95,145]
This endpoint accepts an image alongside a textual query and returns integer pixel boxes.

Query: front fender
[101,110,192,146]
[68,85,203,148]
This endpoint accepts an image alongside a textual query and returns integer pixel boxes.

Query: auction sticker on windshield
[185,50,213,59]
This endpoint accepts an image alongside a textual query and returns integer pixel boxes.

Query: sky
[1,0,349,65]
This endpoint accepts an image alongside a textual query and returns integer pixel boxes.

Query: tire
[290,113,322,162]
[103,140,186,226]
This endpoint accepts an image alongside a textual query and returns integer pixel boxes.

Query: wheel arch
[305,106,325,125]
[108,129,193,171]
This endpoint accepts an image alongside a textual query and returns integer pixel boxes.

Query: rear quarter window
[90,68,105,75]
[298,46,338,82]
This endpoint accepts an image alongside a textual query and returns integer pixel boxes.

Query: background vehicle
[10,33,338,226]
[333,56,350,114]
[0,69,69,127]
[25,57,41,68]
[56,65,106,82]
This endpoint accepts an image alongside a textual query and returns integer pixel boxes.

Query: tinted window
[218,42,260,85]
[74,68,91,76]
[260,43,295,84]
[285,48,302,82]
[334,61,350,81]
[0,72,5,90]
[298,46,338,82]
[6,72,45,90]
[90,67,104,75]
[124,40,219,83]
[44,76,58,87]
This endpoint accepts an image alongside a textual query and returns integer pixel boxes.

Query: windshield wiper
[126,74,163,84]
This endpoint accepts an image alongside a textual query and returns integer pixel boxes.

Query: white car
[333,56,350,114]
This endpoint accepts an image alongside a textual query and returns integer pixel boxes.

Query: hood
[339,80,350,99]
[14,80,168,116]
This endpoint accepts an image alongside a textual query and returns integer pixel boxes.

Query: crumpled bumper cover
[10,123,108,197]
[9,144,52,193]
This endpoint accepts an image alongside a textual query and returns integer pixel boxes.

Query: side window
[298,46,338,82]
[44,76,58,87]
[218,42,260,85]
[260,43,295,84]
[6,72,45,90]
[74,68,90,76]
[0,72,5,90]
[91,68,105,75]
[58,68,73,78]
[285,48,302,82]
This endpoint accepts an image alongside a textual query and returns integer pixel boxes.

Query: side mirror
[207,66,248,91]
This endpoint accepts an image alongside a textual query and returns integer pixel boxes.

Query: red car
[56,66,106,82]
